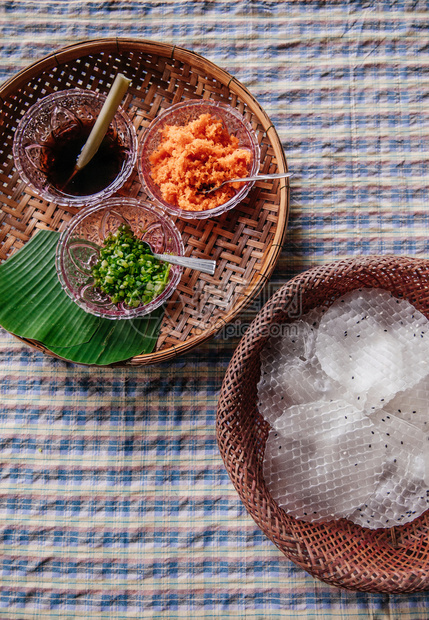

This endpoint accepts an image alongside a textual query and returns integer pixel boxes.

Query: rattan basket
[217,256,429,593]
[0,38,289,366]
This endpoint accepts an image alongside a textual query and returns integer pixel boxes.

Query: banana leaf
[0,230,164,364]
[0,230,99,347]
[47,305,164,365]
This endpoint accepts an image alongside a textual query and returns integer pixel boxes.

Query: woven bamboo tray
[0,38,289,366]
[217,256,429,593]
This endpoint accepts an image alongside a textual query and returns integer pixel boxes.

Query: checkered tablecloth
[2,1,429,618]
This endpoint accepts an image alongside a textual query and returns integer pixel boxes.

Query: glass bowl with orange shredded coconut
[138,100,260,220]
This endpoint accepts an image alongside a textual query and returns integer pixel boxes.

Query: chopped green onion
[91,224,171,308]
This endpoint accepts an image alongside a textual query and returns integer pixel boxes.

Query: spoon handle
[204,171,293,194]
[227,171,293,184]
[154,253,216,276]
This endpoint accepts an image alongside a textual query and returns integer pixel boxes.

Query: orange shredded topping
[149,113,252,212]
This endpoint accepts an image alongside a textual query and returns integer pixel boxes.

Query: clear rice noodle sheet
[257,288,429,529]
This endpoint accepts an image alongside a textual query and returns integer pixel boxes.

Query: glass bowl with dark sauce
[13,89,137,208]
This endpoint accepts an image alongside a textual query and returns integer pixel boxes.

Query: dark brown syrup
[43,121,127,196]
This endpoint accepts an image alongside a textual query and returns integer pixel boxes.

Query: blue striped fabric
[2,0,429,617]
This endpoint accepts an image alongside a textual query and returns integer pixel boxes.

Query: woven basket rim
[216,255,429,593]
[0,37,289,366]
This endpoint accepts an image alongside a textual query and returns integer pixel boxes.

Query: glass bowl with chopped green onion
[55,198,184,319]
